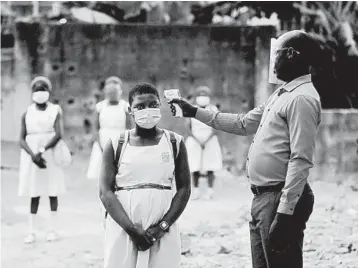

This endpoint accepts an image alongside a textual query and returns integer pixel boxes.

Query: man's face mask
[32,91,50,104]
[196,96,210,107]
[133,108,161,129]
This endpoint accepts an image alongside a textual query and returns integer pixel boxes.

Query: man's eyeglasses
[274,47,301,56]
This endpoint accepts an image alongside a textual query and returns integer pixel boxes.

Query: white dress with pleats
[87,99,129,180]
[97,99,129,148]
[186,104,223,173]
[104,131,182,268]
[18,103,66,197]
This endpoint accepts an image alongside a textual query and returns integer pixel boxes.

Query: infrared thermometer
[164,89,183,118]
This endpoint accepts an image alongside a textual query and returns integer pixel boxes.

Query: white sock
[28,213,37,234]
[49,211,58,232]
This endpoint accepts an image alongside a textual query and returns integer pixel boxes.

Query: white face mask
[196,96,210,107]
[32,91,50,104]
[133,108,161,129]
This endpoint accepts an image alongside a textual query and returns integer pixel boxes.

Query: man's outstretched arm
[169,98,266,136]
[194,104,265,136]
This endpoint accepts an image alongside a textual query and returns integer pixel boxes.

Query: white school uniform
[97,99,129,148]
[87,99,129,180]
[185,104,223,173]
[104,130,182,268]
[18,102,66,197]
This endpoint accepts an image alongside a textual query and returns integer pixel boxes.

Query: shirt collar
[280,74,312,93]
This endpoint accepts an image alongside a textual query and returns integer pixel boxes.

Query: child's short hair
[128,82,160,105]
[31,76,52,92]
[105,76,123,87]
[196,86,211,95]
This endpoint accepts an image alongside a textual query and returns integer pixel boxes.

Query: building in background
[5,1,57,18]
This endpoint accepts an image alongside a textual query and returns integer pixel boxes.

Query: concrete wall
[2,22,356,176]
[1,47,32,143]
[312,110,358,178]
[1,22,276,171]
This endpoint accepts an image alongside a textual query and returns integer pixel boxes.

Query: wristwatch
[159,221,170,232]
[39,147,46,154]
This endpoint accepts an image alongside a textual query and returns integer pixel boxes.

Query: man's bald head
[277,30,320,61]
[274,30,321,82]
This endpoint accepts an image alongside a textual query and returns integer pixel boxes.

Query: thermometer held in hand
[164,89,183,118]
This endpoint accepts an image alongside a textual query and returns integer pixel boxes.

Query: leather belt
[250,182,285,195]
[116,183,172,191]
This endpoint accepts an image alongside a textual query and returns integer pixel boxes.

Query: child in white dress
[18,76,66,243]
[99,83,191,268]
[185,86,223,199]
[87,76,131,180]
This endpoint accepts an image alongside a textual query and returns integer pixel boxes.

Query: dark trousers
[249,184,314,268]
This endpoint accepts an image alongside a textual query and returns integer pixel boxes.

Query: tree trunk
[334,21,358,56]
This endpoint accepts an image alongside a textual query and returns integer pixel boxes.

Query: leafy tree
[294,1,358,108]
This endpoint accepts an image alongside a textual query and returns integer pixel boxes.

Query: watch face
[160,221,169,230]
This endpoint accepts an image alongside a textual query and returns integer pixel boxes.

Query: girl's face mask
[32,91,50,104]
[196,96,210,107]
[133,108,161,129]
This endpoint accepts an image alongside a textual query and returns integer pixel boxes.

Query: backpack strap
[112,131,129,189]
[115,133,126,168]
[169,131,178,160]
[163,130,179,161]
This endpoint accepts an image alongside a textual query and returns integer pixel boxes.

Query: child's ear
[128,106,132,115]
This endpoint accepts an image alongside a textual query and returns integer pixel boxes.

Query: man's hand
[269,213,292,253]
[146,225,166,243]
[127,226,154,251]
[32,153,47,169]
[169,98,198,118]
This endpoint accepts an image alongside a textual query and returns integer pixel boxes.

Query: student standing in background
[185,86,223,200]
[19,76,66,244]
[87,76,132,180]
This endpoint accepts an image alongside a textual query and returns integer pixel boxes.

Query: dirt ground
[1,142,358,268]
